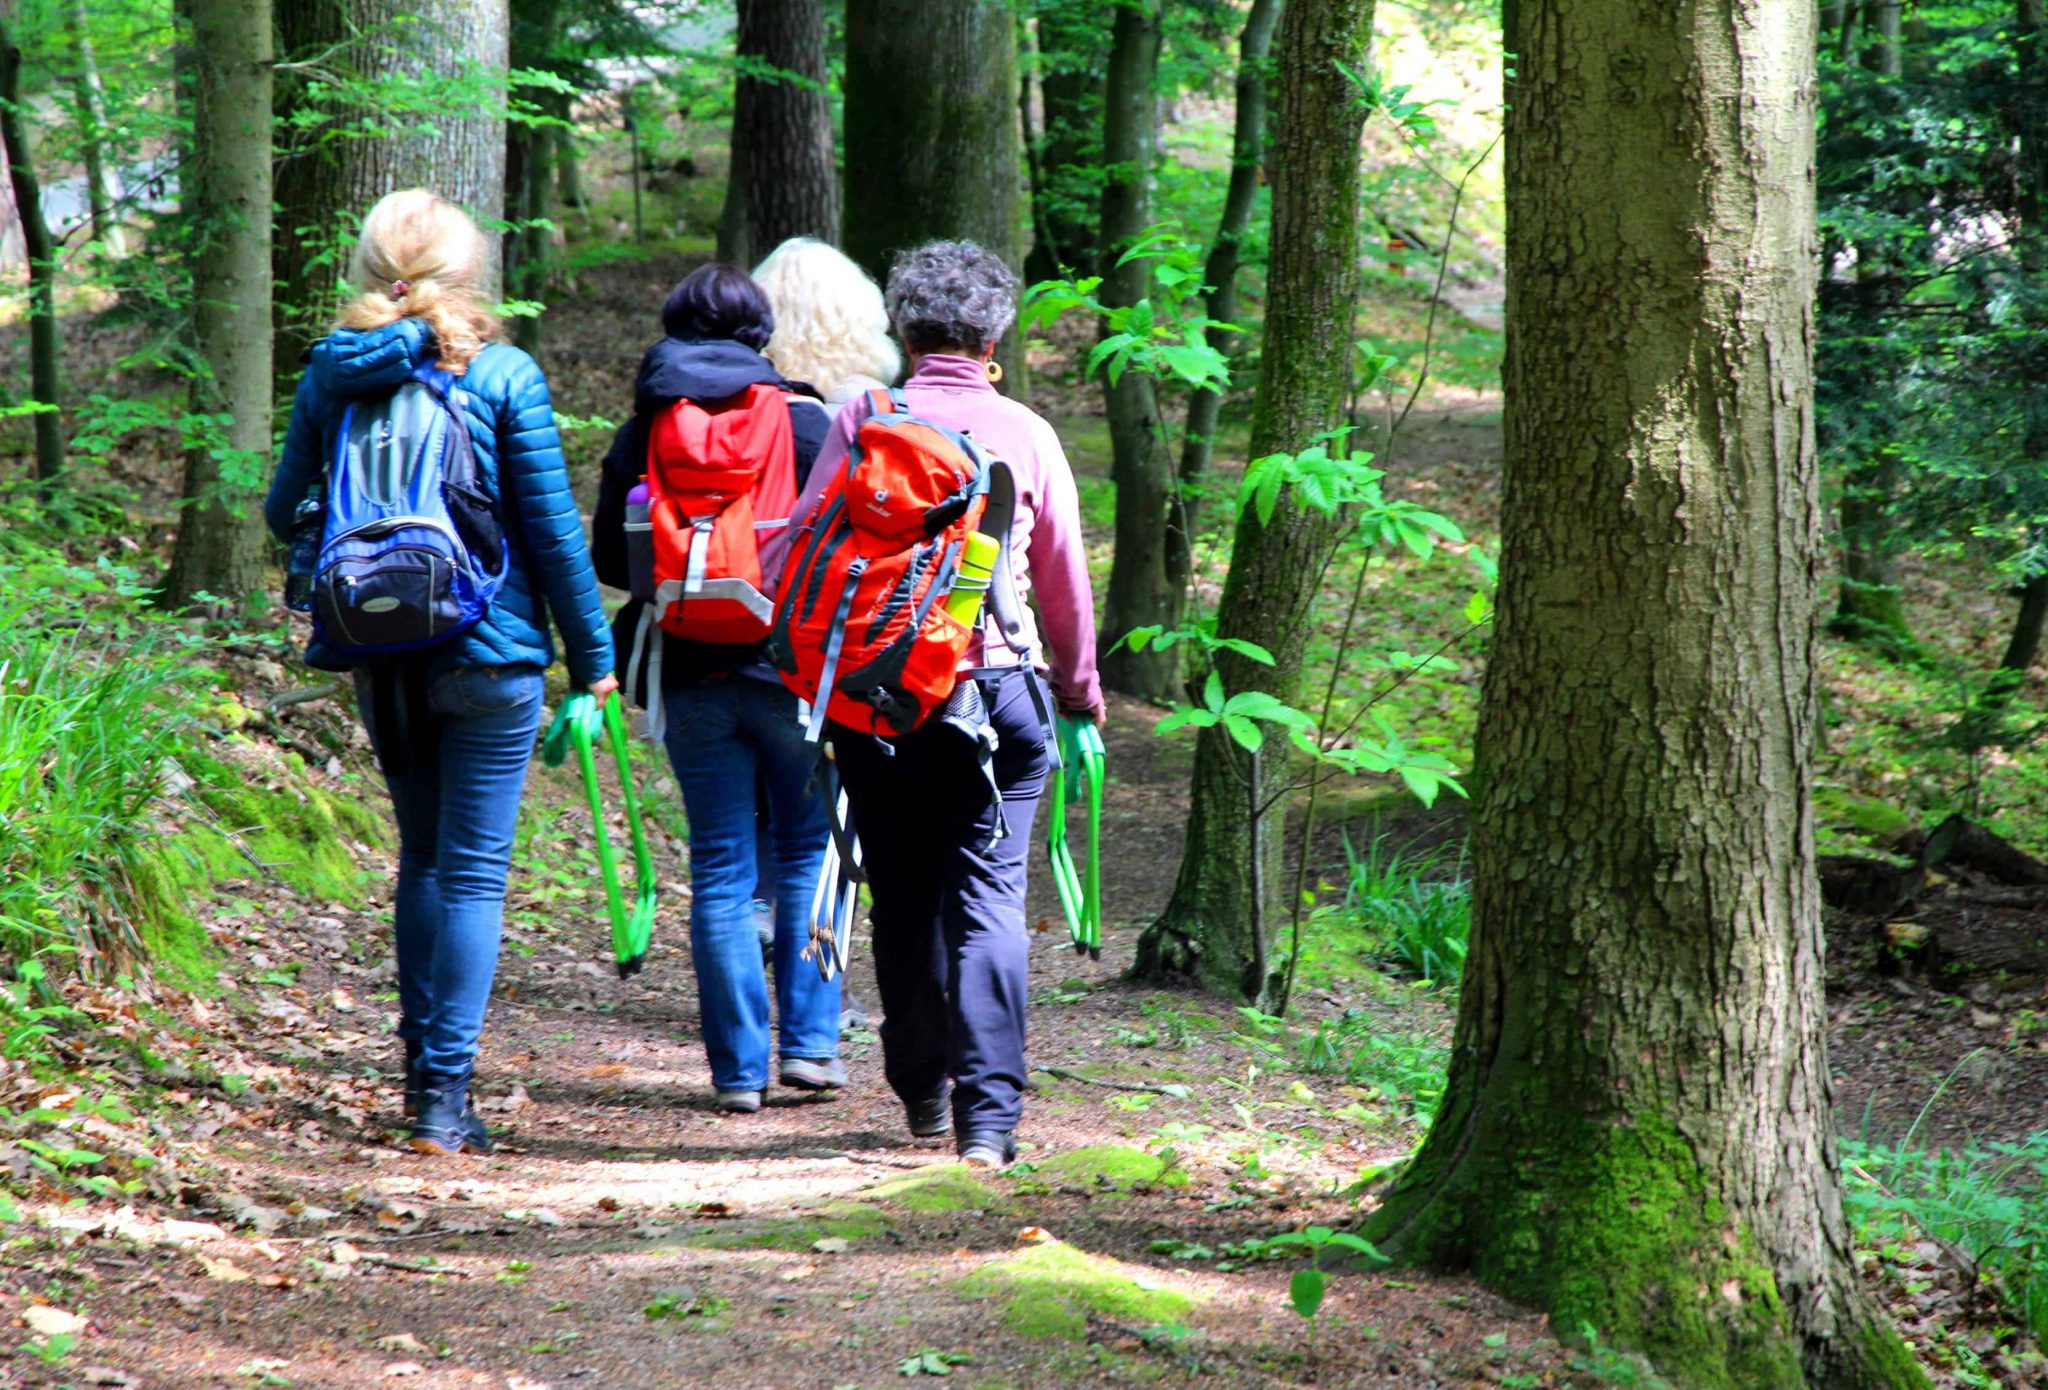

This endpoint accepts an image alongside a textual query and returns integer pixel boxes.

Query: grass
[1335,831,1471,987]
[0,540,206,973]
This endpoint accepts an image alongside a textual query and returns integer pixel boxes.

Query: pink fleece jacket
[790,353,1104,715]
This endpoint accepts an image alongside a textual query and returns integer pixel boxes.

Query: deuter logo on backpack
[296,366,508,655]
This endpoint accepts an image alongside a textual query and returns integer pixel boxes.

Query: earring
[985,359,1004,384]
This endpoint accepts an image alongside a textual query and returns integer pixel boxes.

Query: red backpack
[769,389,1023,741]
[640,382,797,644]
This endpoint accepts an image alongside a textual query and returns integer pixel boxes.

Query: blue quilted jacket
[264,320,614,686]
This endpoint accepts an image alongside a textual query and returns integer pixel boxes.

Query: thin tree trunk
[1170,0,1281,600]
[0,15,65,483]
[273,0,511,386]
[1022,0,1110,283]
[1862,0,1902,76]
[1368,4,1924,1387]
[162,0,274,610]
[65,0,125,255]
[555,120,585,212]
[1130,0,1373,1005]
[844,0,1024,393]
[734,0,838,252]
[1095,0,1173,700]
[716,92,749,264]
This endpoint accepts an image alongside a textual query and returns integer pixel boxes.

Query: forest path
[58,690,1566,1390]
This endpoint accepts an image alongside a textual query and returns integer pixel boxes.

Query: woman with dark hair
[593,263,839,1112]
[784,240,1103,1166]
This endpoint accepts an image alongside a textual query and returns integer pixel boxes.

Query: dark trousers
[833,668,1051,1135]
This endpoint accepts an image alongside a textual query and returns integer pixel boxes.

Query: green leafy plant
[1240,1225,1387,1362]
[1340,833,1471,985]
[644,1291,731,1323]
[897,1348,972,1377]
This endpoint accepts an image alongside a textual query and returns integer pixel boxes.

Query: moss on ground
[956,1240,1197,1342]
[1020,1144,1188,1192]
[863,1164,1002,1213]
[682,1201,890,1252]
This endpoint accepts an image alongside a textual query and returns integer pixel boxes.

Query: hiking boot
[906,1089,951,1139]
[408,1072,493,1156]
[752,899,774,957]
[401,1040,424,1120]
[716,1089,763,1113]
[780,1058,846,1091]
[957,1131,1017,1169]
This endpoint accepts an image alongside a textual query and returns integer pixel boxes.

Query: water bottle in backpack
[309,366,509,655]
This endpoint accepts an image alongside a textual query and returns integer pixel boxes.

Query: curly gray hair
[884,240,1019,355]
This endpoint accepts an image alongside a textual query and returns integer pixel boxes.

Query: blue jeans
[662,678,838,1091]
[355,663,543,1082]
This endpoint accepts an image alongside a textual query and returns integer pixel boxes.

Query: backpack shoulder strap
[866,387,895,421]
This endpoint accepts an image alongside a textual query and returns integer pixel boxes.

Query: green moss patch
[1021,1145,1188,1192]
[682,1201,889,1252]
[956,1240,1198,1342]
[863,1164,1002,1213]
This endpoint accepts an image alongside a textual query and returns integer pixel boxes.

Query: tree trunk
[1095,0,1173,701]
[1170,0,1281,600]
[1129,0,1372,1005]
[1829,450,1914,655]
[65,0,125,255]
[1861,0,1902,76]
[843,0,1025,393]
[1022,0,1110,283]
[734,0,839,252]
[716,97,750,265]
[1367,5,1924,1388]
[555,120,585,213]
[273,0,510,383]
[0,15,65,483]
[162,0,274,611]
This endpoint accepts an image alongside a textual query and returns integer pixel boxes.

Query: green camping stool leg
[1049,715,1105,958]
[1075,719,1106,959]
[542,691,660,978]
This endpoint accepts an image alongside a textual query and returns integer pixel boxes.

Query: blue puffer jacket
[265,319,614,686]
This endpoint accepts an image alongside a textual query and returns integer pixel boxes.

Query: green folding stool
[1047,713,1105,958]
[541,691,658,977]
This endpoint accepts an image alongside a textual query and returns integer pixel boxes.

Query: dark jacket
[592,337,830,701]
[265,319,614,686]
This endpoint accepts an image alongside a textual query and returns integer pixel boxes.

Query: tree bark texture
[1368,5,1925,1388]
[0,14,65,482]
[843,0,1024,391]
[1095,0,1174,701]
[273,0,510,380]
[1171,0,1281,599]
[162,0,274,609]
[734,0,839,253]
[1131,0,1372,1005]
[1023,0,1110,283]
[1861,0,1902,76]
[506,0,562,349]
[66,0,125,255]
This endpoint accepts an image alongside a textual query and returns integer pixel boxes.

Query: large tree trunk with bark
[1022,0,1110,283]
[733,0,838,253]
[0,15,65,482]
[843,0,1024,393]
[1171,0,1281,601]
[162,0,274,610]
[273,0,510,381]
[1367,5,1924,1388]
[1094,0,1173,700]
[1129,0,1371,1005]
[505,0,562,350]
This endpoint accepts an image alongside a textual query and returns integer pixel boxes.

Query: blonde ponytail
[337,189,501,374]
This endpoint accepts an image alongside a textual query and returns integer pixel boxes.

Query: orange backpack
[640,381,797,644]
[768,389,1023,741]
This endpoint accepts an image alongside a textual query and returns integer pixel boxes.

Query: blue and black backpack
[300,365,509,655]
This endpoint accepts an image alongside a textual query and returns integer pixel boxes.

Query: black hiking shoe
[408,1072,493,1156]
[957,1131,1017,1169]
[906,1089,951,1139]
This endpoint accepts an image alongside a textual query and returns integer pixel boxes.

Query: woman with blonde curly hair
[752,236,901,404]
[266,189,616,1157]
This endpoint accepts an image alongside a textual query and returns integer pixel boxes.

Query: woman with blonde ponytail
[266,189,617,1158]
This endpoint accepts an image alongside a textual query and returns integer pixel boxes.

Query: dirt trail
[49,689,1573,1390]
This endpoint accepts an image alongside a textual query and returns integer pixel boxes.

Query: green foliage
[1339,833,1471,986]
[1843,1129,2048,1341]
[1022,224,1237,389]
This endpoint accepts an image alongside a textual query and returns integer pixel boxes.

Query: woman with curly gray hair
[787,239,1104,1168]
